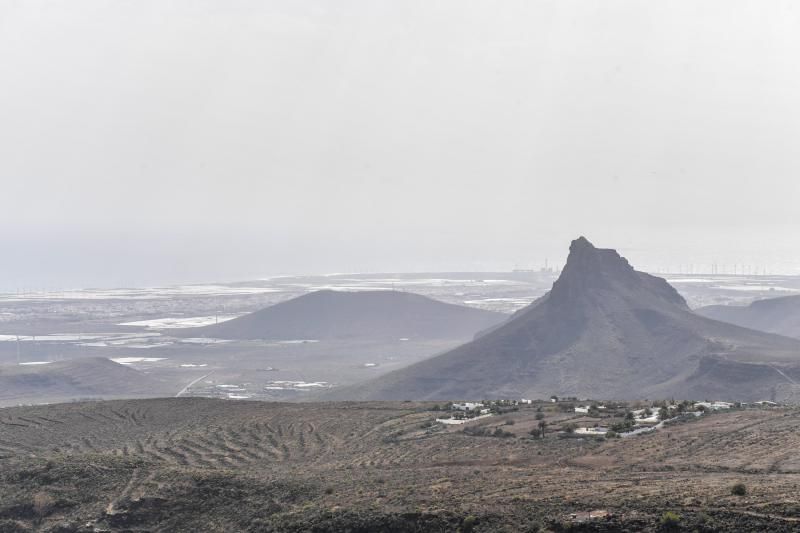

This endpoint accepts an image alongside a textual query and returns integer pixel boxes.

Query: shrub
[33,492,55,517]
[610,420,634,433]
[493,427,513,438]
[535,412,545,420]
[731,483,747,496]
[659,511,681,529]
[461,515,477,532]
[463,426,488,437]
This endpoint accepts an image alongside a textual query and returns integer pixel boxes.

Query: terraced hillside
[1,398,800,532]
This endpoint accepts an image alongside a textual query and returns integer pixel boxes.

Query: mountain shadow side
[326,237,800,402]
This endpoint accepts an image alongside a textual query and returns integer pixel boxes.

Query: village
[433,396,780,439]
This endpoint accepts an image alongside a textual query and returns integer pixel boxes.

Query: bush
[463,426,488,437]
[461,515,477,532]
[731,483,747,496]
[33,492,55,524]
[492,427,513,438]
[659,511,681,529]
[610,420,634,433]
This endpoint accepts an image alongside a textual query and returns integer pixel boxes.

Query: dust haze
[3,3,800,531]
[1,1,799,289]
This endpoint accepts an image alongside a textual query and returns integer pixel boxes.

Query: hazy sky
[1,1,798,289]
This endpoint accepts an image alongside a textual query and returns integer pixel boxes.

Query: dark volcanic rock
[329,237,800,401]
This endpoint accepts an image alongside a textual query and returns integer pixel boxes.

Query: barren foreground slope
[1,398,800,532]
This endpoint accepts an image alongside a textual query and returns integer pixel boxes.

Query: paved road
[176,373,212,397]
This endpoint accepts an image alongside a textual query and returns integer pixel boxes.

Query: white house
[575,427,608,435]
[520,399,533,404]
[452,402,484,411]
[574,406,590,414]
[631,408,660,423]
[696,401,733,411]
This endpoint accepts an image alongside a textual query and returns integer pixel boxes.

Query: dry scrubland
[1,399,799,532]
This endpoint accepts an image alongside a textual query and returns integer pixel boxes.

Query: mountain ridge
[325,238,800,402]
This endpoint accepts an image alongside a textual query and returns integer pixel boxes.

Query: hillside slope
[328,238,800,402]
[175,290,506,341]
[0,357,172,406]
[697,295,800,339]
[1,398,800,532]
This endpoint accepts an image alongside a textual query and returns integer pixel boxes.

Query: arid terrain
[2,271,800,407]
[1,398,799,532]
[331,240,800,402]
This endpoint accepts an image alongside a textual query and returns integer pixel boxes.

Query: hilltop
[328,237,800,402]
[174,289,506,341]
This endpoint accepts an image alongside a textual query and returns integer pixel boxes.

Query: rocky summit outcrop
[329,237,800,402]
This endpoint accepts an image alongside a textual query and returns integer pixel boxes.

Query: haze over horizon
[2,0,798,289]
